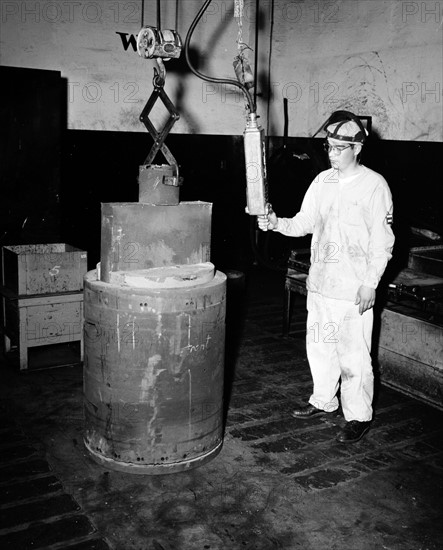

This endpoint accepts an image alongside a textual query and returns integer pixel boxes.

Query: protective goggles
[323,141,354,155]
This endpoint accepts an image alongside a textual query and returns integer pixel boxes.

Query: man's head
[324,112,367,172]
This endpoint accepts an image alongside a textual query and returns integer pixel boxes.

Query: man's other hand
[355,285,376,315]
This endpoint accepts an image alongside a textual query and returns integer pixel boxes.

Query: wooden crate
[1,287,84,370]
[408,245,443,278]
[2,244,87,296]
[378,304,443,410]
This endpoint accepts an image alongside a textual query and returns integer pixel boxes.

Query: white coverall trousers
[306,291,374,422]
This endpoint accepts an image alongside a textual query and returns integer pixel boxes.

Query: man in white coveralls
[257,111,395,443]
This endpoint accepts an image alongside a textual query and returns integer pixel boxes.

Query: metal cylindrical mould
[83,267,226,474]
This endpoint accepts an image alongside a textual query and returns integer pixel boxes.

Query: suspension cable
[265,0,275,142]
[253,0,259,109]
[175,0,179,32]
[184,0,255,113]
[156,0,161,29]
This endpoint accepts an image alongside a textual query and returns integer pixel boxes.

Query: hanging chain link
[233,0,254,92]
[234,0,245,54]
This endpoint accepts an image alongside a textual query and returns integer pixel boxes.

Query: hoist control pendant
[244,113,268,215]
[83,265,226,474]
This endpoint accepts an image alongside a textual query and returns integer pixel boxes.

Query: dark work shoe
[337,421,370,443]
[291,404,326,419]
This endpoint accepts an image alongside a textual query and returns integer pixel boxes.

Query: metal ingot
[100,202,212,282]
[138,164,180,205]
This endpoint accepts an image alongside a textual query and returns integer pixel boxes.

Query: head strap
[325,111,367,143]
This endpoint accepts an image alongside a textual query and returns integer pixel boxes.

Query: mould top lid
[102,201,212,207]
[108,262,215,289]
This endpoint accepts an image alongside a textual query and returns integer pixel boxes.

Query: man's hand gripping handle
[257,203,278,232]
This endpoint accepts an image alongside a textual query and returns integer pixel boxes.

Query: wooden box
[2,244,87,296]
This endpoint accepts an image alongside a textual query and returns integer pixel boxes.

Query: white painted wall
[1,0,442,140]
[262,0,443,141]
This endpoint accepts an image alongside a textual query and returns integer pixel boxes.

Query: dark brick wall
[59,130,442,273]
[0,67,65,247]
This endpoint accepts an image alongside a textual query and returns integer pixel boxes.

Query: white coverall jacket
[275,165,395,421]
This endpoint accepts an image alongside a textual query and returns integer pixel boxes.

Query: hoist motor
[137,26,182,60]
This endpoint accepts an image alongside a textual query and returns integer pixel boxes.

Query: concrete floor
[1,266,443,550]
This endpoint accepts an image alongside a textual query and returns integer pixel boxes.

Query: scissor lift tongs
[139,59,181,186]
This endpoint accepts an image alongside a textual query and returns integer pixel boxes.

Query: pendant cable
[184,0,255,113]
